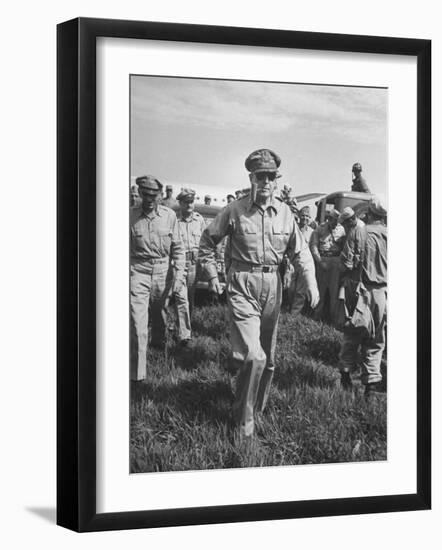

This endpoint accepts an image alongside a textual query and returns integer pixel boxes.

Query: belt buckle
[262,266,271,273]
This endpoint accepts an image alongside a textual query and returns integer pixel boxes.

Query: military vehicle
[315,191,378,223]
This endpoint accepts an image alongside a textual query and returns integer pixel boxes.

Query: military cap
[135,175,163,191]
[245,148,281,173]
[227,193,235,199]
[352,162,362,171]
[176,188,196,202]
[165,184,173,191]
[338,206,356,223]
[300,206,311,215]
[325,209,340,220]
[204,194,211,200]
[368,198,387,218]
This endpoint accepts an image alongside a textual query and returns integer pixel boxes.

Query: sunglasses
[255,172,277,182]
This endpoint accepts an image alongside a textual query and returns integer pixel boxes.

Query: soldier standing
[338,199,387,397]
[289,205,315,313]
[161,184,178,208]
[130,176,185,381]
[198,149,319,440]
[310,210,346,325]
[204,194,212,206]
[174,188,206,346]
[351,162,371,193]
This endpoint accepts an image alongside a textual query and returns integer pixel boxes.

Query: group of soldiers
[130,150,387,443]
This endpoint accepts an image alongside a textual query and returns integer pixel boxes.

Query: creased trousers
[227,270,282,437]
[339,286,387,385]
[315,256,341,325]
[130,259,170,381]
[174,262,197,341]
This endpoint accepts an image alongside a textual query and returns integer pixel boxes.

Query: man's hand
[308,286,320,309]
[208,277,223,295]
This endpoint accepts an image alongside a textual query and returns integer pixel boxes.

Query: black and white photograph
[129,75,388,472]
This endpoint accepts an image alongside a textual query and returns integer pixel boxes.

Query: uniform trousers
[130,259,170,381]
[315,256,341,325]
[339,286,387,385]
[174,261,197,341]
[288,263,308,315]
[227,268,282,437]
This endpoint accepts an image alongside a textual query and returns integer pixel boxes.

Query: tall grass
[130,304,386,472]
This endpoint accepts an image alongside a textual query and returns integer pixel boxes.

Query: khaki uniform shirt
[198,196,315,283]
[161,197,178,209]
[130,205,185,275]
[340,218,366,272]
[177,211,206,253]
[310,222,346,261]
[300,224,314,244]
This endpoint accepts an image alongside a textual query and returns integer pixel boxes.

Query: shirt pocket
[271,224,290,252]
[191,230,203,249]
[236,218,258,249]
[132,229,146,251]
[158,230,172,251]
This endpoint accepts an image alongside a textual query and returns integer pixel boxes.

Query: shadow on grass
[132,378,234,426]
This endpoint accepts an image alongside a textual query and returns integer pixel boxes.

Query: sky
[131,75,387,204]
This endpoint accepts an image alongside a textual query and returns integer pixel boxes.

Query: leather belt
[231,261,279,273]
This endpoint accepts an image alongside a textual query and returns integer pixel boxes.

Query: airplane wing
[295,192,326,202]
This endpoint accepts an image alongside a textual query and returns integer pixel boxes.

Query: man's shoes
[179,338,193,348]
[150,341,165,351]
[340,372,353,391]
[364,382,381,400]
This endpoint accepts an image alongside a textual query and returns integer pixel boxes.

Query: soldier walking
[198,149,318,440]
[174,188,206,346]
[339,199,387,397]
[130,176,185,381]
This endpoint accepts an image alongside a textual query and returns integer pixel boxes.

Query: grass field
[130,303,387,473]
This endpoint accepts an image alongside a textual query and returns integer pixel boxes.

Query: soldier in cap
[338,198,387,397]
[288,206,315,313]
[351,162,370,193]
[173,188,207,345]
[130,183,141,208]
[310,209,346,325]
[227,194,235,204]
[204,194,212,206]
[130,175,185,381]
[198,148,319,441]
[161,184,178,209]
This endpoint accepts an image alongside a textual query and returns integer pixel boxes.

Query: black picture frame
[57,17,431,532]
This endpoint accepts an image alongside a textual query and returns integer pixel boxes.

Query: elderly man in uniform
[338,199,387,397]
[130,176,185,381]
[173,188,206,346]
[351,162,371,193]
[198,149,319,440]
[288,205,315,313]
[310,210,346,325]
[161,184,177,208]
